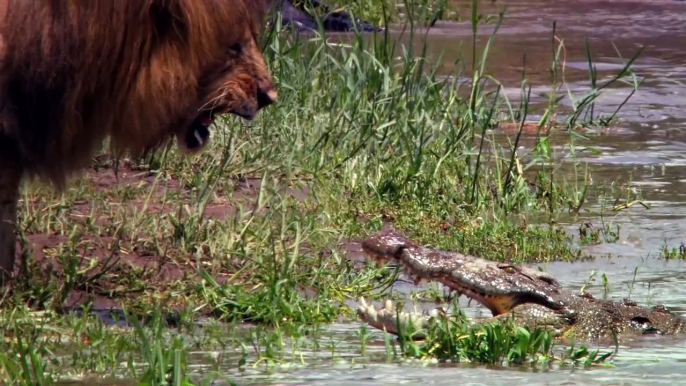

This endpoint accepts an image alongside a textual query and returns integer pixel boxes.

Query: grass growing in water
[0,1,643,383]
[380,299,614,367]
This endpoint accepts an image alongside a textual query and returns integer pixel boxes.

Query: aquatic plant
[379,299,613,367]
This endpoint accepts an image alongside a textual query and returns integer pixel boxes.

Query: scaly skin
[358,230,686,343]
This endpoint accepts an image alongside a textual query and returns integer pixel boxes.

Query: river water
[220,1,686,385]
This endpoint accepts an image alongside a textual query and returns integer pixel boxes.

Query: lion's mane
[0,0,274,188]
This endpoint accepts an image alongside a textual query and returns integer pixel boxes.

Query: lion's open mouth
[180,103,258,152]
[232,111,254,120]
[182,110,216,151]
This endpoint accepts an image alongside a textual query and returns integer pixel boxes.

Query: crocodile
[356,230,686,343]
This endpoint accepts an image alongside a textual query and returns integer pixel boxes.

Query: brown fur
[0,0,278,283]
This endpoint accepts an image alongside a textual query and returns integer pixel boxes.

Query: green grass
[0,0,645,383]
[301,0,463,27]
[660,242,686,260]
[381,299,614,367]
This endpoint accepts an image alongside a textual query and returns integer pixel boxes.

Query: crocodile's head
[362,230,565,317]
[360,230,686,342]
[598,298,686,337]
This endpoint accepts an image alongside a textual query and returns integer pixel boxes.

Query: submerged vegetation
[0,0,647,383]
[374,298,614,367]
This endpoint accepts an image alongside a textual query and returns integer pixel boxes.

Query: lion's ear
[148,0,189,42]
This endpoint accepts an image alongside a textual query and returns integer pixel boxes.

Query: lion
[0,1,278,285]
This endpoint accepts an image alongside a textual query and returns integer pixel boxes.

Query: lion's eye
[229,43,243,54]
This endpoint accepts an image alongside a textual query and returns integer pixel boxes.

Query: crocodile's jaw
[356,297,433,339]
[355,298,569,339]
[367,249,550,317]
[432,277,527,316]
[362,231,564,316]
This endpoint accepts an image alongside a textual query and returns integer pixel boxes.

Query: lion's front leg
[0,153,20,286]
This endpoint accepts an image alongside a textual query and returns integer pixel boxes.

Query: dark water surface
[225,1,686,385]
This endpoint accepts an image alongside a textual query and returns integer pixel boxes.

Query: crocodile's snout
[361,230,411,264]
[361,230,565,316]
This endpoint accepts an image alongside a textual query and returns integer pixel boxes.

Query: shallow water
[219,1,686,385]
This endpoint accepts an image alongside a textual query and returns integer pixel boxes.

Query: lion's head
[0,0,278,186]
[176,28,278,153]
[167,1,279,154]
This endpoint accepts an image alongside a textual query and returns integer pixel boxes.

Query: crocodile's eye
[502,266,516,274]
[631,316,658,334]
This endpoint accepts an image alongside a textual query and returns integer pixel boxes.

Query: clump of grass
[0,305,247,385]
[661,242,686,260]
[0,321,59,385]
[578,221,621,246]
[379,300,614,368]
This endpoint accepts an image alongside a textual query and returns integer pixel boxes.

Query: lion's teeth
[193,129,204,146]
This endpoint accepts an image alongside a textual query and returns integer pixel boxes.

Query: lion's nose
[257,87,277,110]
